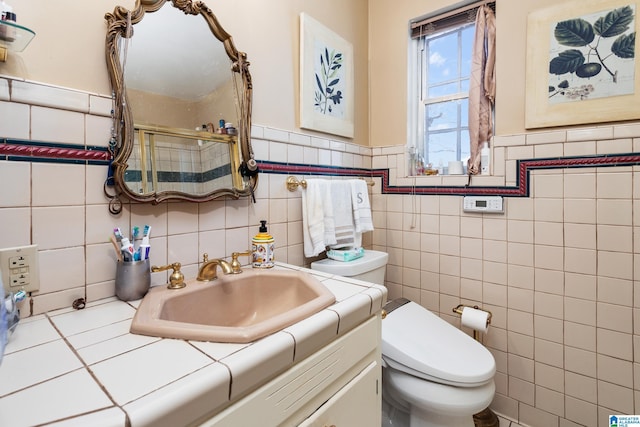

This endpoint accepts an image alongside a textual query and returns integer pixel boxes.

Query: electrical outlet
[0,245,39,293]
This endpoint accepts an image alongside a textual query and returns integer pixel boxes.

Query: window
[408,1,495,175]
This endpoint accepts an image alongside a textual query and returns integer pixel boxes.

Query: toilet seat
[382,300,495,387]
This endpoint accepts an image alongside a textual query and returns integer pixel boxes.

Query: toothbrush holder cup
[115,259,151,301]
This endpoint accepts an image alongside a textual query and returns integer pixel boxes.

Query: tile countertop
[0,263,387,427]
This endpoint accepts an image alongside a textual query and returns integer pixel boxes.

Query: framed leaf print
[300,13,355,138]
[525,0,640,128]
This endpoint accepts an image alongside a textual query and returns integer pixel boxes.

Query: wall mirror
[105,0,257,209]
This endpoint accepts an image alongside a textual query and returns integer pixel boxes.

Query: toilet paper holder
[452,305,499,427]
[452,304,493,340]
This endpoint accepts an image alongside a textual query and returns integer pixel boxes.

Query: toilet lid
[382,301,495,387]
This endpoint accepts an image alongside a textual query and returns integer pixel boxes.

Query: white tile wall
[11,80,90,113]
[31,106,85,144]
[0,100,29,139]
[4,76,640,427]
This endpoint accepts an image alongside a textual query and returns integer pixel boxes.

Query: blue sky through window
[420,23,474,169]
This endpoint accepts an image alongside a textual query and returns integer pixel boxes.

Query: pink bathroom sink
[130,269,336,343]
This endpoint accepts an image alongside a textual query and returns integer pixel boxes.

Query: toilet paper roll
[461,306,489,333]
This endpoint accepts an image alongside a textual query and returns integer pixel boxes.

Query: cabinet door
[298,361,380,427]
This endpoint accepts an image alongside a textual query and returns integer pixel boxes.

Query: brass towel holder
[286,176,307,192]
[286,176,374,192]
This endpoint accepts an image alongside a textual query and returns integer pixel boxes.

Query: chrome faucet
[197,253,233,281]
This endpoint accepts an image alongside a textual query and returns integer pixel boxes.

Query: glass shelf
[0,20,35,52]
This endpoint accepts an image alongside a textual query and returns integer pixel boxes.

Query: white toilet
[311,250,496,427]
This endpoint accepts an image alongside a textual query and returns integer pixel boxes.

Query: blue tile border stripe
[1,141,639,197]
[258,153,640,197]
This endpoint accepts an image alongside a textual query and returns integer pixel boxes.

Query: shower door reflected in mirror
[127,124,239,195]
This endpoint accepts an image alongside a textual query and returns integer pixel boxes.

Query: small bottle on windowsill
[480,142,490,175]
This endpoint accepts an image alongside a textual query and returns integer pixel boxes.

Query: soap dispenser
[252,220,274,268]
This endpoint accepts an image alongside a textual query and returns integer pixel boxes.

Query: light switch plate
[0,245,40,293]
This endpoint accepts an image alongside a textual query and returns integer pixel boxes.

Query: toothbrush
[113,227,124,242]
[110,235,124,262]
[139,225,151,260]
[132,226,141,260]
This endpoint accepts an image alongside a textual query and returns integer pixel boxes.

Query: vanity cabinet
[297,361,380,427]
[200,315,382,426]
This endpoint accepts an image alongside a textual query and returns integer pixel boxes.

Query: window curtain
[467,5,496,175]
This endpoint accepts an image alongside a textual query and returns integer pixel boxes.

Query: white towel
[350,179,374,233]
[302,179,335,257]
[328,180,356,249]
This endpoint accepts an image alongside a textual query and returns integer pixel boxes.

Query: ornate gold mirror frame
[104,0,258,208]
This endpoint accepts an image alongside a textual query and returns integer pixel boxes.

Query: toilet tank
[311,250,389,285]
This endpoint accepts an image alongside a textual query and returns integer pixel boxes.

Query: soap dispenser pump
[252,220,274,268]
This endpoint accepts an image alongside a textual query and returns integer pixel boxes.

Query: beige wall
[2,0,369,145]
[1,0,134,95]
[127,85,238,131]
[221,1,370,145]
[368,0,562,147]
[4,0,621,148]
